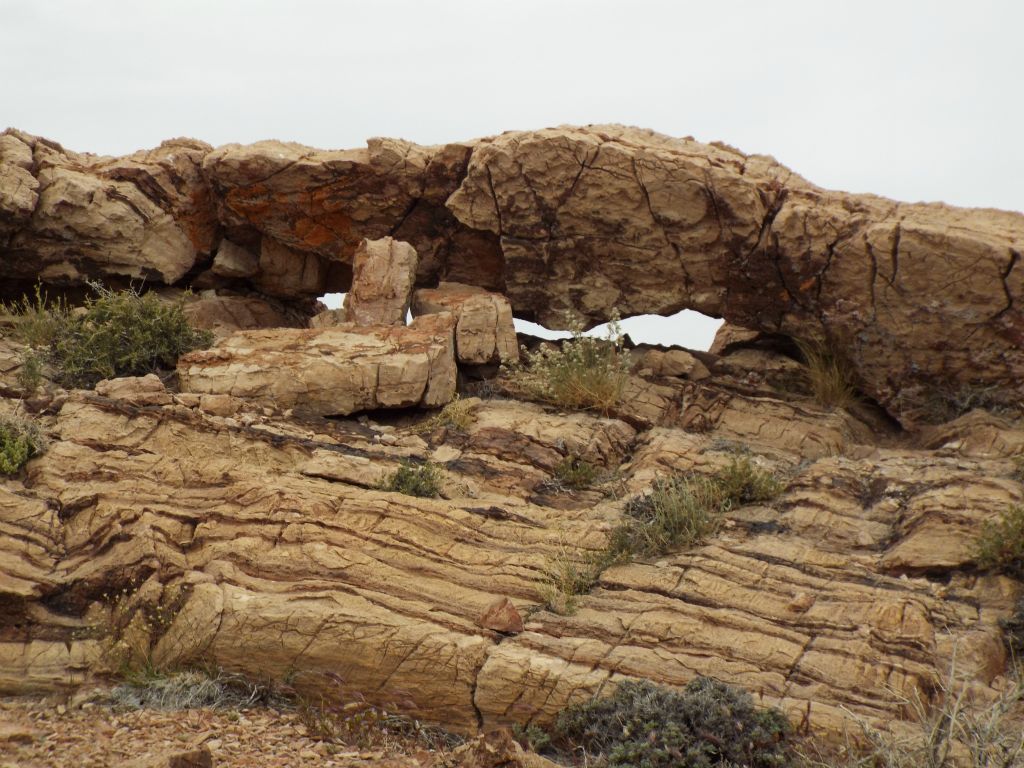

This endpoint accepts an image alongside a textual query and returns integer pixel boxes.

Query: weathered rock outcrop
[413,282,518,365]
[345,237,419,326]
[3,125,1021,420]
[177,313,457,417]
[1,354,1021,744]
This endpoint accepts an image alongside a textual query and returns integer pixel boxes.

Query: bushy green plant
[0,414,47,475]
[552,455,600,490]
[7,283,213,389]
[975,504,1024,580]
[378,461,444,498]
[610,456,783,559]
[552,678,793,768]
[796,338,858,410]
[505,313,630,415]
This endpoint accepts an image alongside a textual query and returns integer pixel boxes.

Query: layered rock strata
[413,282,518,365]
[1,352,1021,741]
[3,126,1021,420]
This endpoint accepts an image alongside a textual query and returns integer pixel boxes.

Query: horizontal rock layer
[2,125,1021,421]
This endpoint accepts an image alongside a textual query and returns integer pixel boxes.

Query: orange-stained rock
[3,125,1022,420]
[345,238,419,326]
[478,598,524,634]
[413,282,518,365]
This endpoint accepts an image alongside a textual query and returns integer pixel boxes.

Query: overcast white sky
[3,0,1021,349]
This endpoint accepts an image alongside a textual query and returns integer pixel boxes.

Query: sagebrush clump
[609,456,784,559]
[504,313,630,415]
[0,413,47,475]
[551,677,793,768]
[6,283,213,389]
[974,504,1024,580]
[378,461,444,498]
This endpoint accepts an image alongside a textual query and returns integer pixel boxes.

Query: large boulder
[413,282,518,365]
[177,313,457,416]
[345,237,419,326]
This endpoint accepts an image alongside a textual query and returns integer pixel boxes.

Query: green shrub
[0,414,47,475]
[378,461,444,498]
[796,338,858,410]
[7,283,213,389]
[15,349,44,394]
[505,313,630,415]
[552,678,793,768]
[552,455,600,490]
[975,504,1024,580]
[609,456,783,559]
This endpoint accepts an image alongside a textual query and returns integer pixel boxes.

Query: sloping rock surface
[1,363,1020,742]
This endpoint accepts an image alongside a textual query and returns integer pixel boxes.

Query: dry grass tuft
[796,338,859,410]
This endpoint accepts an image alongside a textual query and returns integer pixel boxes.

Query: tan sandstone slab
[177,314,457,416]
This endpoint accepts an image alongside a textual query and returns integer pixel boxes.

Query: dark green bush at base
[0,415,47,475]
[553,678,792,768]
[378,461,444,498]
[8,283,213,389]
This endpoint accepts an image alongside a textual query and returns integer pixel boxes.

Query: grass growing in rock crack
[608,455,784,560]
[799,653,1024,768]
[503,312,630,415]
[538,456,784,615]
[378,461,444,498]
[796,337,859,410]
[974,503,1024,580]
[412,395,476,435]
[549,455,601,491]
[5,282,213,389]
[539,543,614,616]
[0,412,47,475]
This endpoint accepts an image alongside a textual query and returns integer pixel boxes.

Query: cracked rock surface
[2,347,1021,745]
[2,125,1021,421]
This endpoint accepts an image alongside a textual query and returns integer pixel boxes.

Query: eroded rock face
[413,282,518,365]
[345,237,419,326]
[176,313,457,416]
[1,377,1020,742]
[2,123,1022,419]
[1,130,214,286]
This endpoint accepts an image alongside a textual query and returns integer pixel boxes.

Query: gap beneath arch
[515,311,724,352]
[319,294,723,352]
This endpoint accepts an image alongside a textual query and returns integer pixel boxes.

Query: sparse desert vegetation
[504,313,631,415]
[4,283,212,389]
[0,412,47,475]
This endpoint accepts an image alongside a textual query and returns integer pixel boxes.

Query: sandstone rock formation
[2,342,1021,746]
[413,282,518,365]
[2,125,1020,421]
[344,237,419,326]
[2,123,1024,762]
[177,313,457,417]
